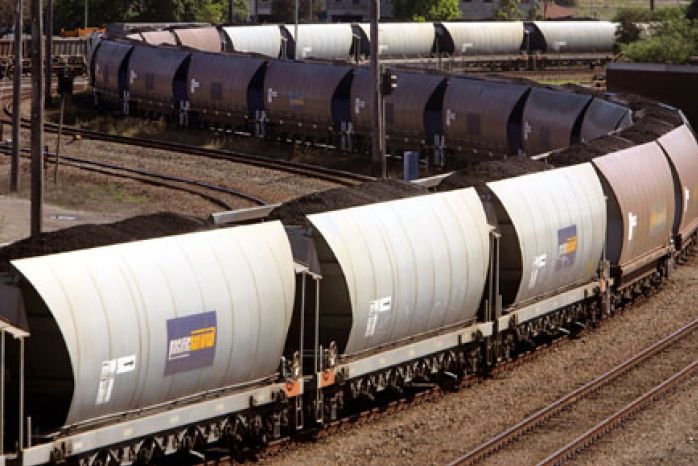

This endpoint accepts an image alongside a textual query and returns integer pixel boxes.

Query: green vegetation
[614,6,698,64]
[492,0,523,20]
[390,0,461,21]
[47,0,248,30]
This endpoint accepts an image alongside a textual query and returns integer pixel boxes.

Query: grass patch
[58,181,149,207]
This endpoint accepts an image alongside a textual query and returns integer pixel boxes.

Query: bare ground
[0,125,339,245]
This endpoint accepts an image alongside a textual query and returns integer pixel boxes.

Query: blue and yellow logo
[165,311,217,375]
[556,224,578,270]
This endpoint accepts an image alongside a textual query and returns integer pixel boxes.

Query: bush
[619,8,698,64]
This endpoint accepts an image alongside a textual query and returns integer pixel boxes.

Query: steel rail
[446,315,698,466]
[538,357,698,466]
[2,104,374,187]
[0,145,267,209]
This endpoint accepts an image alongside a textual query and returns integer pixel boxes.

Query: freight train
[114,20,618,67]
[0,20,618,81]
[91,34,630,164]
[0,92,696,464]
[0,36,91,78]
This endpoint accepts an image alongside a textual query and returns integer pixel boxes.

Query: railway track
[181,267,698,466]
[2,102,374,188]
[0,144,266,209]
[447,314,698,466]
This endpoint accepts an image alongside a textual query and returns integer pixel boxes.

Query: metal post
[370,0,385,178]
[31,0,44,237]
[314,278,322,422]
[228,0,234,23]
[10,0,22,193]
[294,0,299,59]
[84,0,88,28]
[308,0,313,21]
[54,93,64,183]
[18,338,24,451]
[300,273,306,363]
[45,0,52,107]
[254,0,258,23]
[0,331,5,455]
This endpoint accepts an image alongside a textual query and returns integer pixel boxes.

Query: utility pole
[650,0,655,11]
[308,0,313,21]
[10,0,22,193]
[370,0,385,178]
[45,0,52,106]
[84,0,88,28]
[31,0,44,236]
[228,0,234,23]
[294,0,299,58]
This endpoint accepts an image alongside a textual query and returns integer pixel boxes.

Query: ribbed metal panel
[580,98,633,142]
[264,60,352,126]
[522,87,593,155]
[12,223,295,426]
[222,25,282,58]
[439,21,524,55]
[356,22,435,57]
[93,40,132,94]
[283,23,353,60]
[127,44,190,102]
[531,21,616,53]
[657,125,698,239]
[351,68,446,138]
[173,27,222,52]
[443,77,529,148]
[593,142,676,267]
[139,30,177,46]
[187,51,266,114]
[308,189,491,356]
[486,163,606,307]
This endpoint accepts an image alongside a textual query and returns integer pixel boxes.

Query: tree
[493,0,522,20]
[51,0,244,30]
[687,0,698,20]
[620,7,698,64]
[612,7,652,44]
[526,1,542,20]
[229,0,248,23]
[270,0,322,23]
[0,0,32,31]
[391,0,461,21]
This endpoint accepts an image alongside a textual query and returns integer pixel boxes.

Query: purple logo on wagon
[164,311,217,375]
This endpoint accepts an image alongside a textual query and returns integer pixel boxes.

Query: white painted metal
[283,23,354,60]
[497,281,598,330]
[357,22,435,57]
[340,322,493,380]
[532,21,616,53]
[487,163,606,305]
[308,188,491,356]
[222,25,283,57]
[12,222,295,426]
[20,381,292,466]
[440,21,524,56]
[411,172,453,188]
[209,204,281,225]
